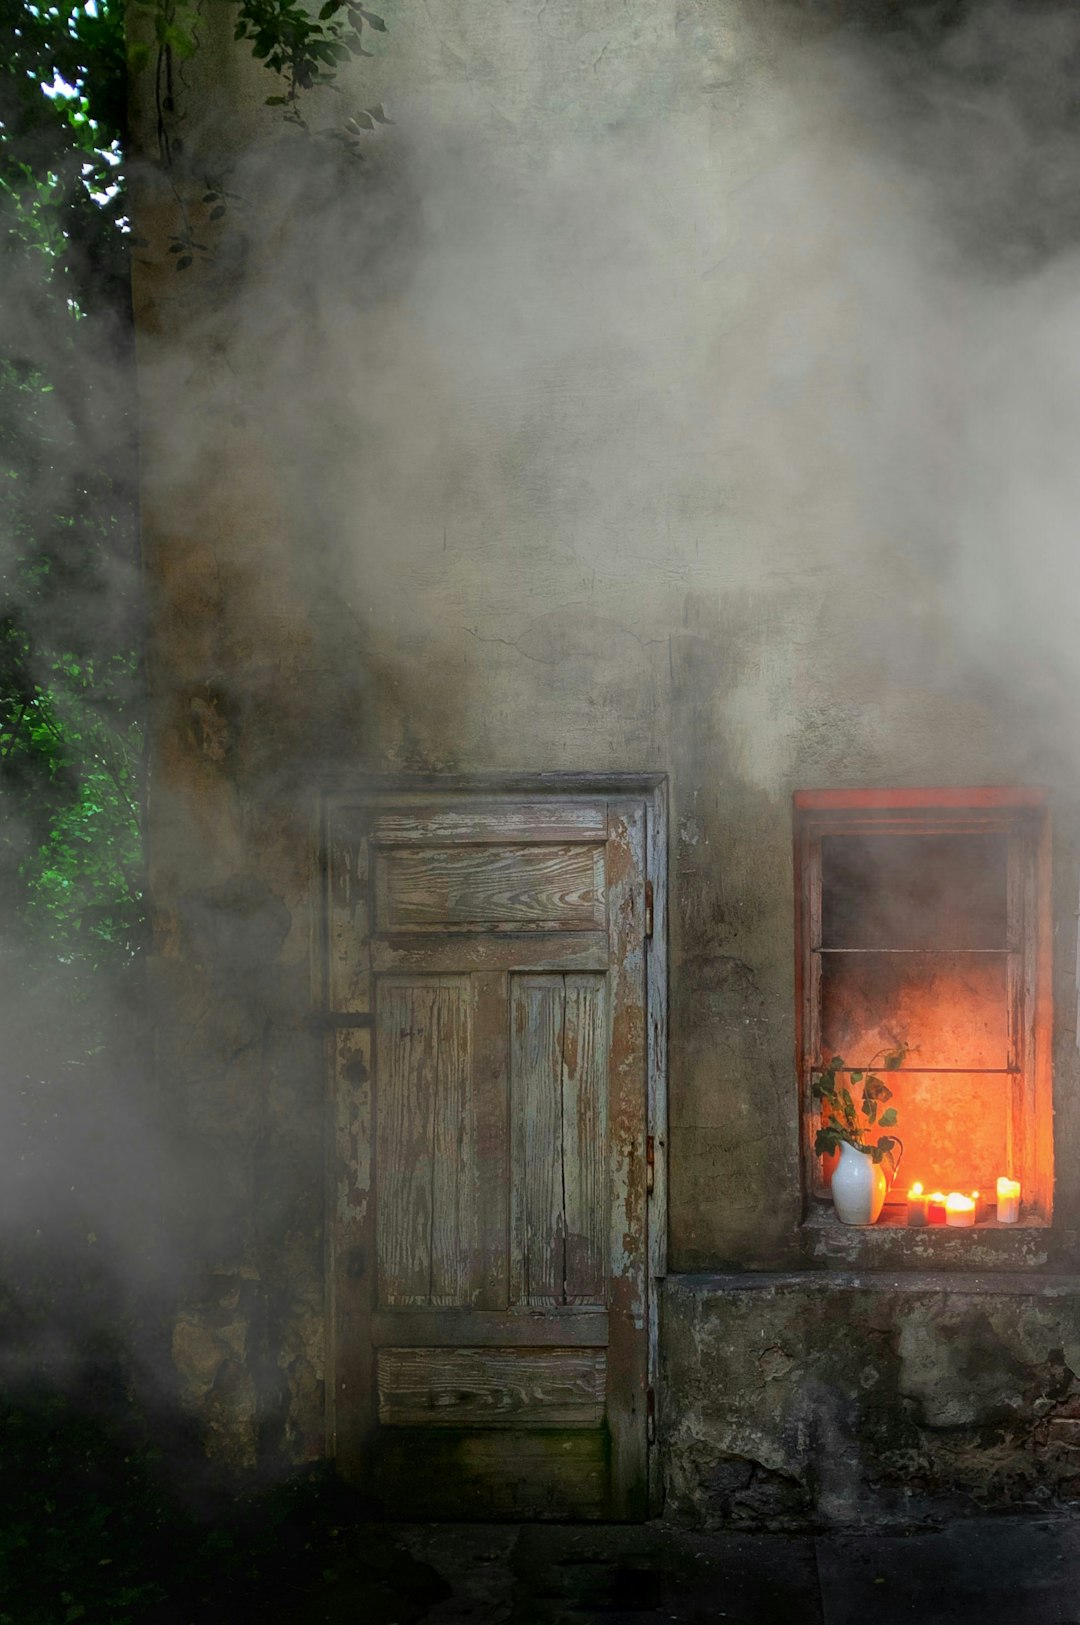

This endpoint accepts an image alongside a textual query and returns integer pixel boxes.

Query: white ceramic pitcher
[831,1140,887,1225]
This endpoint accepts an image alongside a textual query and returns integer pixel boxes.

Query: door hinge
[646,1134,655,1195]
[644,879,654,940]
[647,1386,656,1445]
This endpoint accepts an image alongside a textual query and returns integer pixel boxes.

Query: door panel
[375,978,471,1307]
[372,1430,609,1520]
[376,1347,607,1428]
[510,974,608,1307]
[326,790,655,1519]
[374,843,606,932]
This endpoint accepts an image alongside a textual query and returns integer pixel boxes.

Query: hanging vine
[128,0,393,268]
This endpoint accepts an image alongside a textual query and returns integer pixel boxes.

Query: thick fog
[7,0,1080,1438]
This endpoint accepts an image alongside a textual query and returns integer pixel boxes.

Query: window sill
[800,1201,1051,1271]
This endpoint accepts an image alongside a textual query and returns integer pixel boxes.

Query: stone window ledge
[798,1201,1051,1271]
[665,1268,1080,1296]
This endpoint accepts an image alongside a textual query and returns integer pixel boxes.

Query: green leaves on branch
[229,0,388,113]
[812,1044,909,1168]
[128,0,199,62]
[130,0,392,235]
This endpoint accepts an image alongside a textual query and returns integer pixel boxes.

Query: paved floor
[290,1515,1080,1625]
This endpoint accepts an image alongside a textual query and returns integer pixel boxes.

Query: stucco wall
[131,0,1080,1496]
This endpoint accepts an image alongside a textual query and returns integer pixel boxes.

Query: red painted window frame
[793,786,1053,1224]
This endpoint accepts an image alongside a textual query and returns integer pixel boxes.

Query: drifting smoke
[262,0,1080,788]
[6,0,1080,1468]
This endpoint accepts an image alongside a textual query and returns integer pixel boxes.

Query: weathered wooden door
[323,787,663,1519]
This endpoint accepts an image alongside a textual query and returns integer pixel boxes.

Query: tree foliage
[0,0,141,976]
[0,0,390,980]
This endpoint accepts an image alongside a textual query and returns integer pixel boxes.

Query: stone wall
[663,1274,1080,1527]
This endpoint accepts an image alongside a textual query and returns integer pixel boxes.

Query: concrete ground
[291,1515,1080,1625]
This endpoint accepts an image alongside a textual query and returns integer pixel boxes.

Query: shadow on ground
[6,1362,1080,1625]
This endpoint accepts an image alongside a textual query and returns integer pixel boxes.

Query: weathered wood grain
[374,845,605,934]
[561,976,608,1304]
[377,1347,607,1428]
[430,982,477,1306]
[371,1308,609,1347]
[509,973,608,1308]
[377,978,471,1306]
[328,1023,375,1478]
[367,801,607,845]
[371,1429,609,1520]
[644,782,668,1515]
[372,934,608,975]
[326,786,661,1520]
[603,801,649,1521]
[328,819,371,1014]
[510,975,566,1306]
[468,971,511,1309]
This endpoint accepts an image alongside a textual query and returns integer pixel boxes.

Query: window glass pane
[820,833,1008,950]
[820,951,1010,1071]
[819,1070,1010,1199]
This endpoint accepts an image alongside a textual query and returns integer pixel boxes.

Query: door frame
[315,772,668,1515]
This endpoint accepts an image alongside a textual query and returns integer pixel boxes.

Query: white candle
[997,1177,1021,1225]
[945,1192,976,1227]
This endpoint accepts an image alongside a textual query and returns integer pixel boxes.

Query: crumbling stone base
[661,1271,1080,1528]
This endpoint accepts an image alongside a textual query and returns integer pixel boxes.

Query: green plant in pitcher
[813,1044,908,1166]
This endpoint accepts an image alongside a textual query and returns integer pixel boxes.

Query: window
[794,788,1052,1227]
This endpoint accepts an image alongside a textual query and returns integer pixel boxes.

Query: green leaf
[163,23,197,57]
[359,8,387,27]
[319,0,342,14]
[349,110,375,129]
[127,41,151,72]
[878,1107,898,1127]
[369,102,393,122]
[175,255,193,270]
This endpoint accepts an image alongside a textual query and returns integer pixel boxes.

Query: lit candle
[926,1191,947,1226]
[945,1192,976,1228]
[906,1182,928,1227]
[997,1177,1021,1225]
